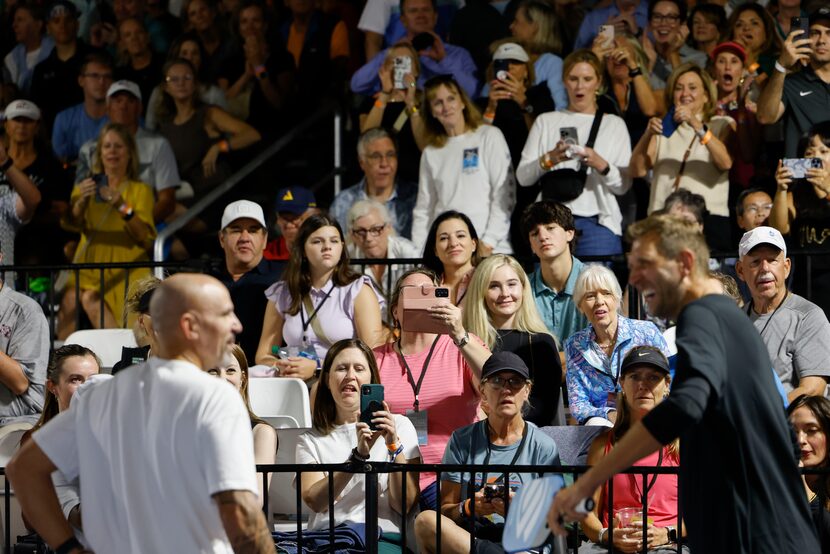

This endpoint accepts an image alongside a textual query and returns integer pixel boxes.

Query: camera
[435,287,449,298]
[483,483,506,500]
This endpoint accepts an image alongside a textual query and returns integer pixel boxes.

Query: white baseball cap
[3,100,41,121]
[493,42,530,63]
[107,80,142,102]
[738,226,787,258]
[221,200,266,230]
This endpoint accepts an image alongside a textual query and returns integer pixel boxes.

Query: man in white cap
[736,225,830,400]
[75,79,179,223]
[211,200,282,362]
[0,100,44,274]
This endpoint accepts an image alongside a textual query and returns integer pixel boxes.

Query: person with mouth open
[564,264,668,427]
[549,214,818,554]
[630,62,734,253]
[578,346,687,554]
[787,394,830,547]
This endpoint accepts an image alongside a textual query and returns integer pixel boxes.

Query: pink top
[600,436,679,528]
[374,335,482,489]
[265,276,382,360]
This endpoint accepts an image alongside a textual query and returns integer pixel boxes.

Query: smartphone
[400,285,451,334]
[393,56,412,89]
[493,59,510,81]
[791,16,809,36]
[661,106,678,137]
[412,32,435,52]
[92,173,108,202]
[483,483,506,500]
[598,24,615,48]
[560,126,578,145]
[360,384,384,431]
[782,157,822,179]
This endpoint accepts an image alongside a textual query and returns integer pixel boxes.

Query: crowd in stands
[3,0,830,551]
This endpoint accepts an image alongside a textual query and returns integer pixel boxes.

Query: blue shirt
[52,104,108,162]
[329,178,417,239]
[530,257,588,349]
[565,315,669,424]
[350,43,479,98]
[574,0,649,50]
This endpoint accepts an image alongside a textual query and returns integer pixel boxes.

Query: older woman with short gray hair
[347,198,420,298]
[564,264,669,426]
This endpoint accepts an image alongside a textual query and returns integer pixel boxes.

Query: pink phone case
[400,286,450,335]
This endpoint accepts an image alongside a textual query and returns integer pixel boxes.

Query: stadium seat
[248,377,312,429]
[63,329,138,371]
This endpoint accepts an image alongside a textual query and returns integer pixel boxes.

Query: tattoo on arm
[214,490,275,554]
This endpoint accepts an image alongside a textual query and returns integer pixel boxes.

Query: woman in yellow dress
[63,122,156,330]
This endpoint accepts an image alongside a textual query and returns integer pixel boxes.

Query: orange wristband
[218,139,231,153]
[374,99,386,109]
[464,498,472,517]
[699,129,713,145]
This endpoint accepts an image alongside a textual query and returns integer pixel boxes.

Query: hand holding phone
[400,285,452,334]
[493,59,510,82]
[393,56,412,89]
[92,173,109,203]
[559,126,578,146]
[359,384,385,431]
[598,25,615,50]
[782,157,822,179]
[661,106,678,137]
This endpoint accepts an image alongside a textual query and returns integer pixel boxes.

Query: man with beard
[549,215,818,553]
[736,225,830,401]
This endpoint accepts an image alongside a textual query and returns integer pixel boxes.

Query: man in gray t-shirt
[0,258,49,423]
[736,226,830,400]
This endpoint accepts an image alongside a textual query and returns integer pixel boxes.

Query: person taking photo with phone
[629,63,734,252]
[414,351,560,554]
[297,338,420,552]
[517,49,631,258]
[374,268,490,511]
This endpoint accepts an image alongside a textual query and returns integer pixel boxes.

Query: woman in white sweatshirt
[517,49,632,258]
[411,75,516,255]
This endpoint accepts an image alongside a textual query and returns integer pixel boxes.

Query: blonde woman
[463,254,561,426]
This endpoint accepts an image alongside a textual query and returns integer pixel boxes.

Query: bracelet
[599,527,608,545]
[218,139,231,153]
[117,202,134,219]
[407,105,419,116]
[483,111,496,122]
[374,98,386,109]
[350,447,368,462]
[388,443,404,460]
[539,153,554,170]
[699,129,713,145]
[775,60,788,74]
[600,164,611,176]
[463,498,473,517]
[0,158,12,173]
[253,64,268,80]
[628,66,643,78]
[55,536,83,554]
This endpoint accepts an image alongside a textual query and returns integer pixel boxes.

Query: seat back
[63,329,138,371]
[248,378,312,430]
[0,421,33,467]
[540,425,604,466]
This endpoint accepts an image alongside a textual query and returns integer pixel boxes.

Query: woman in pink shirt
[580,346,687,553]
[374,268,491,510]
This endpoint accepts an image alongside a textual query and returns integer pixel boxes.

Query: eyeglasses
[484,376,529,390]
[365,152,397,164]
[744,203,773,214]
[352,223,387,239]
[651,13,680,23]
[83,72,113,80]
[166,74,195,84]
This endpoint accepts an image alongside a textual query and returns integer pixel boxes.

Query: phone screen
[662,106,678,137]
[360,384,384,431]
[93,173,108,203]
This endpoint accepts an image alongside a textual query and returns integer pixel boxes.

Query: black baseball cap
[620,346,670,376]
[481,351,531,381]
[810,7,830,27]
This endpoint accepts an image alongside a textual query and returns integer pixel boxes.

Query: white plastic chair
[63,329,138,370]
[0,421,32,467]
[248,377,312,430]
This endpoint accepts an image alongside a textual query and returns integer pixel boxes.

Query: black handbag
[540,111,604,202]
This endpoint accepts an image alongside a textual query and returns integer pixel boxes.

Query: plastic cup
[615,507,640,529]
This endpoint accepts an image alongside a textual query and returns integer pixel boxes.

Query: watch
[453,331,470,348]
[666,525,678,543]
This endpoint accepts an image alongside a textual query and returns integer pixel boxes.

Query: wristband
[407,105,419,116]
[253,64,268,80]
[483,111,496,122]
[118,202,134,221]
[600,164,611,176]
[599,528,608,545]
[388,442,404,460]
[0,157,12,173]
[628,66,643,78]
[463,498,473,517]
[350,447,368,462]
[695,124,709,139]
[218,139,231,153]
[55,536,83,554]
[775,60,788,74]
[699,129,713,145]
[374,98,386,109]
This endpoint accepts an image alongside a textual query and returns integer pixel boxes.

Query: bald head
[151,274,242,368]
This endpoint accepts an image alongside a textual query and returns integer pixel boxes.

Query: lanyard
[300,283,335,344]
[746,292,789,338]
[476,419,530,492]
[632,448,663,504]
[397,335,441,411]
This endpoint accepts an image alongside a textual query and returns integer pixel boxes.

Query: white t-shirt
[295,414,420,533]
[34,358,258,553]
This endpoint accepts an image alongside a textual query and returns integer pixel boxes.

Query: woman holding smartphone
[61,122,156,331]
[421,211,480,306]
[516,49,631,257]
[629,63,734,252]
[374,268,490,510]
[255,215,384,379]
[297,338,420,551]
[359,42,428,183]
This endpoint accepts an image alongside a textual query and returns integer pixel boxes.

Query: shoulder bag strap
[303,294,333,347]
[579,111,604,176]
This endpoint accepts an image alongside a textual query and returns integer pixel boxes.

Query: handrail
[152,101,341,277]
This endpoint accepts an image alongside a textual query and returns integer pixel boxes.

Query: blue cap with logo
[275,186,317,215]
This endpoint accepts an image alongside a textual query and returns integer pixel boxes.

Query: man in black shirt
[549,215,818,553]
[210,200,282,363]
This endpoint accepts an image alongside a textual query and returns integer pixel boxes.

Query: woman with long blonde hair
[463,254,561,426]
